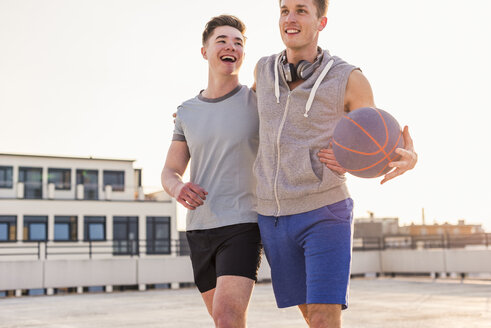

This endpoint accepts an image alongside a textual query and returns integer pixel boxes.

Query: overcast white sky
[1,0,490,231]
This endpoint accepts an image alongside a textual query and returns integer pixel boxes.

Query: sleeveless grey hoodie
[254,49,358,216]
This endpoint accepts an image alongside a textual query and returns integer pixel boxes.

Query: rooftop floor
[1,277,490,327]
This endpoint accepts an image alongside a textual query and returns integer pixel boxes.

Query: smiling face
[201,25,245,77]
[279,0,327,52]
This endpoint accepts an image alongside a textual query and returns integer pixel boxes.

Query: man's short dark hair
[278,0,328,18]
[202,15,246,46]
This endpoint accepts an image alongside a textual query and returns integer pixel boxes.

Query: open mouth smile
[285,29,300,34]
[220,55,237,63]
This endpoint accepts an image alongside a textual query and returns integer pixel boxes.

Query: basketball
[332,107,404,178]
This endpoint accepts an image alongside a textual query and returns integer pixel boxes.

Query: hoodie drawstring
[304,59,334,118]
[274,54,281,103]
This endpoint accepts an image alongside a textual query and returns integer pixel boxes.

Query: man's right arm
[161,141,207,210]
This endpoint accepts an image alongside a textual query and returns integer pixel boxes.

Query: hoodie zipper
[270,52,335,218]
[273,91,291,217]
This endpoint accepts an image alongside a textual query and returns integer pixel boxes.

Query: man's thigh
[215,223,262,280]
[258,199,353,309]
[303,200,353,308]
[213,275,255,314]
[187,223,262,293]
[258,215,307,308]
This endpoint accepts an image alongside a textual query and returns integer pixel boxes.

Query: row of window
[0,215,169,241]
[0,215,170,255]
[0,166,125,199]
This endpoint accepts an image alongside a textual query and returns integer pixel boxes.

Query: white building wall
[2,249,491,292]
[0,154,139,201]
[0,198,176,243]
[0,153,179,266]
[381,249,446,273]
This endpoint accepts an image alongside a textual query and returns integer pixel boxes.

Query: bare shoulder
[347,69,371,90]
[344,69,375,112]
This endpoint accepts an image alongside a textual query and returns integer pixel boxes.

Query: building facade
[354,215,401,239]
[401,220,485,236]
[0,153,177,260]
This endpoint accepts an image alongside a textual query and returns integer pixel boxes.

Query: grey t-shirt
[173,85,259,230]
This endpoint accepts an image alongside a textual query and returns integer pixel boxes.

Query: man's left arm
[318,70,417,184]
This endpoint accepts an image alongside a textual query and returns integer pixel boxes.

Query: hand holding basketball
[332,107,405,178]
[331,107,417,182]
[380,125,417,184]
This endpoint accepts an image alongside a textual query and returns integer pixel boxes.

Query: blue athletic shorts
[258,198,354,309]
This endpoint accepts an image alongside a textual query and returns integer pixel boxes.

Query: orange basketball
[332,107,404,178]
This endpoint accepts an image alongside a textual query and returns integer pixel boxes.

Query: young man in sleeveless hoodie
[161,15,262,328]
[253,0,418,327]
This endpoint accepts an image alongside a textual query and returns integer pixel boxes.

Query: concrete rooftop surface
[0,278,490,328]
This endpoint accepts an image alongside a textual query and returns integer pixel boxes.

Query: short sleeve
[172,106,186,142]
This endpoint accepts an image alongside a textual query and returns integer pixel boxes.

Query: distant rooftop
[0,152,136,162]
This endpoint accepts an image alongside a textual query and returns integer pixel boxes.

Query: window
[48,168,71,190]
[76,170,98,200]
[134,169,142,188]
[113,216,139,255]
[19,167,43,199]
[103,171,125,192]
[0,166,13,189]
[0,216,16,242]
[84,216,106,241]
[146,216,170,254]
[54,216,77,241]
[23,216,48,241]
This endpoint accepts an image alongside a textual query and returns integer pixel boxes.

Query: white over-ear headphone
[281,49,323,82]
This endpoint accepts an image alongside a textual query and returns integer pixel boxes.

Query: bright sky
[1,0,490,231]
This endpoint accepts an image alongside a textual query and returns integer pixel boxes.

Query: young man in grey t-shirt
[161,15,261,328]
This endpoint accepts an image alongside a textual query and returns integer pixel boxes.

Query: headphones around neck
[281,50,323,82]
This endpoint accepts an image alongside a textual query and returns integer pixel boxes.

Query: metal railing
[353,233,491,251]
[0,239,191,260]
[2,234,489,260]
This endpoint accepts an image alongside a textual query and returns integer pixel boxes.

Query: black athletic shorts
[186,223,262,293]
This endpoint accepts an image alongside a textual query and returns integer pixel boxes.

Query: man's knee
[307,304,341,328]
[212,276,253,327]
[308,313,340,328]
[212,306,245,328]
